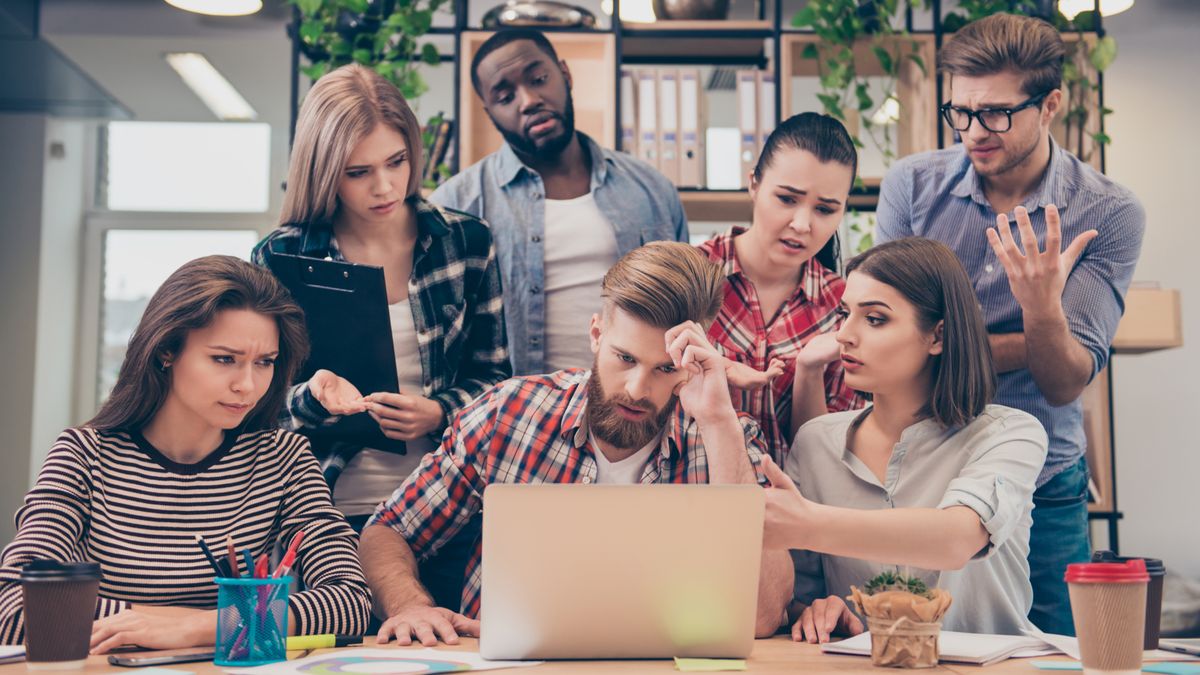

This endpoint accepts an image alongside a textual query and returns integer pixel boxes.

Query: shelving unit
[289,0,1157,551]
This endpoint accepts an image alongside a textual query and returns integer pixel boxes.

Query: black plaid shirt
[252,197,510,478]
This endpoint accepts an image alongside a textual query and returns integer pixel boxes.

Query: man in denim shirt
[876,15,1144,635]
[431,29,688,376]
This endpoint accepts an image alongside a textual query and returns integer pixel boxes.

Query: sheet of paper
[823,630,1057,665]
[1023,628,1200,663]
[1031,661,1083,670]
[673,657,747,671]
[226,648,540,675]
[1144,663,1200,675]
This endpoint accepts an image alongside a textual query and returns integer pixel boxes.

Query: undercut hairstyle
[939,13,1066,96]
[753,112,857,272]
[281,63,424,227]
[601,242,725,330]
[845,238,996,428]
[470,28,561,97]
[88,255,310,434]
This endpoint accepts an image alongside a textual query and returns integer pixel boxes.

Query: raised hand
[985,204,1097,319]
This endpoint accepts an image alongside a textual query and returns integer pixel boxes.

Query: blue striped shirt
[876,141,1144,485]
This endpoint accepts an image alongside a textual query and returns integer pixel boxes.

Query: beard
[585,362,676,452]
[493,88,577,160]
[970,126,1041,178]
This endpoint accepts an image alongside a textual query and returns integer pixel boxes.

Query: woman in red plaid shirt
[699,113,864,460]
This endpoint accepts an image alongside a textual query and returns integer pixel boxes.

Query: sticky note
[1144,664,1200,675]
[673,657,747,672]
[1031,661,1083,670]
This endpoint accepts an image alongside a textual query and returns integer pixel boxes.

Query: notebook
[821,631,1057,666]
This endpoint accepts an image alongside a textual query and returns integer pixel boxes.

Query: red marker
[271,531,305,579]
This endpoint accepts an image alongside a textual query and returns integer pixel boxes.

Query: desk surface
[0,637,1084,674]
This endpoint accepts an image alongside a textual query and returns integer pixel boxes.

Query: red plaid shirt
[368,368,769,619]
[698,228,863,460]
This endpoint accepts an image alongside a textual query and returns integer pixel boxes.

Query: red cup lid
[1065,558,1149,584]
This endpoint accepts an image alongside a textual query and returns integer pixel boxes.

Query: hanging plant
[792,0,928,174]
[289,0,453,187]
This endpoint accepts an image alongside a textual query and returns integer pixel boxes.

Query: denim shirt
[430,133,688,375]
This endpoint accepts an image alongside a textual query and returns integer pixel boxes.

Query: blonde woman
[253,65,509,544]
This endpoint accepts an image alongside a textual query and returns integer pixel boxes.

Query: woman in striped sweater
[0,256,371,650]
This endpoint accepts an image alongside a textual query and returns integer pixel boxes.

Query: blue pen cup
[214,576,291,667]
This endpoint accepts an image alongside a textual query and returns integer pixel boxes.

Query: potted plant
[848,570,953,668]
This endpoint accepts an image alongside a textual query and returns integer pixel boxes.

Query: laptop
[479,484,765,660]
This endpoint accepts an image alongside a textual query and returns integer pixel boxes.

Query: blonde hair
[601,242,724,329]
[280,64,424,226]
[939,13,1065,96]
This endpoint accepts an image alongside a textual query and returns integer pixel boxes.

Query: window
[96,229,260,404]
[104,121,272,212]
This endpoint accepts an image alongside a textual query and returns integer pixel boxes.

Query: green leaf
[1090,36,1117,72]
[299,19,324,44]
[352,48,372,64]
[409,10,434,35]
[421,42,440,65]
[374,61,395,76]
[816,93,845,120]
[942,13,965,32]
[300,61,330,81]
[907,52,926,76]
[872,45,894,74]
[344,0,369,13]
[1091,132,1112,145]
[792,4,817,28]
[855,82,873,112]
[293,0,322,16]
[802,43,819,60]
[1063,60,1079,81]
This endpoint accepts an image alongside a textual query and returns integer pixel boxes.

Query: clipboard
[266,253,406,453]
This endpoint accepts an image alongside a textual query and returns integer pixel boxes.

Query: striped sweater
[0,427,372,645]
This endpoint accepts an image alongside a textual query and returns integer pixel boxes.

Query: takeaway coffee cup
[1066,559,1149,675]
[20,560,102,670]
[1092,550,1165,650]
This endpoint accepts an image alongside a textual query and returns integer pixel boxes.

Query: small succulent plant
[864,570,934,599]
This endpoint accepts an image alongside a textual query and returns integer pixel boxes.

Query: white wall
[1103,0,1200,579]
[0,115,49,546]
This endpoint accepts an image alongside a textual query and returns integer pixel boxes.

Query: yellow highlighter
[287,634,363,650]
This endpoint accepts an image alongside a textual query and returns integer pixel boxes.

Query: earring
[160,361,171,371]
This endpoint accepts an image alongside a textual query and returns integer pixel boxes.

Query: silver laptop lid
[479,484,764,660]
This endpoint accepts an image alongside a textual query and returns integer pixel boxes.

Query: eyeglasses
[939,91,1050,134]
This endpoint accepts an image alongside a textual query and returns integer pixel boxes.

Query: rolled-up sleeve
[936,411,1048,557]
[1060,194,1146,379]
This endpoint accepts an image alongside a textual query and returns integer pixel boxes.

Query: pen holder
[214,576,291,667]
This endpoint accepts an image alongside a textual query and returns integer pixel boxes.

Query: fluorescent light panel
[165,52,257,121]
[164,0,263,17]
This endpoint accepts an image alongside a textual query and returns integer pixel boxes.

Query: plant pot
[651,0,730,21]
[865,616,943,669]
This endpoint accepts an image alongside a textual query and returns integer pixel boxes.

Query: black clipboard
[267,252,406,454]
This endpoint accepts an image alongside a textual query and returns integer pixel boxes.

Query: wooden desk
[0,637,1085,674]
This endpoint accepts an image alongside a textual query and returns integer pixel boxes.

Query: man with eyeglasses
[876,13,1144,636]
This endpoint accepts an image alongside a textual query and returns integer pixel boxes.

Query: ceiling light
[871,96,900,126]
[1058,0,1134,19]
[165,52,258,121]
[164,0,263,17]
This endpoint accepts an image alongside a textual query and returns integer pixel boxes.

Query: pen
[195,534,227,578]
[241,549,254,579]
[225,535,239,578]
[286,635,363,650]
[271,531,306,579]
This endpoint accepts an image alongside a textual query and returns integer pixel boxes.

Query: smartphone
[1159,638,1200,657]
[108,651,215,667]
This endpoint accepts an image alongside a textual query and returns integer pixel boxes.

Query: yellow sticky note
[673,657,748,672]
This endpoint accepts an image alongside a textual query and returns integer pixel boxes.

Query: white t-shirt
[543,192,620,372]
[590,432,660,484]
[333,299,437,516]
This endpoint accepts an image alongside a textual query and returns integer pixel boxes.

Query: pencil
[195,534,226,578]
[225,535,238,577]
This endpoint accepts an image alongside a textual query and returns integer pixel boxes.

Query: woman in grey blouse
[760,237,1048,641]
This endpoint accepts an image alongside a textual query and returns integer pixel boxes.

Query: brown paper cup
[21,561,102,670]
[1067,561,1148,675]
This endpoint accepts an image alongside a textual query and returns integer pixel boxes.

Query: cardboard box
[1112,287,1182,354]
